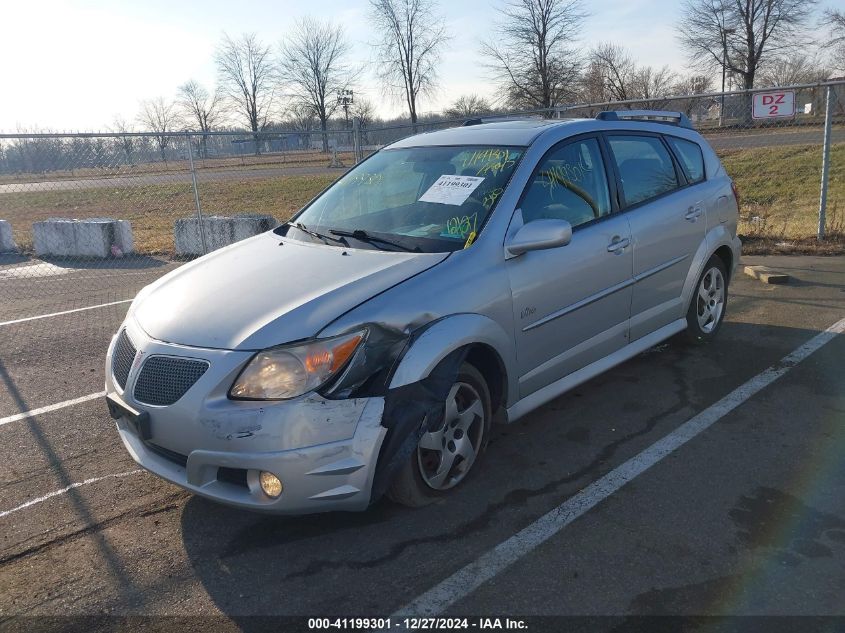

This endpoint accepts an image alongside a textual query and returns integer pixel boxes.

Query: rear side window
[607,135,678,206]
[666,136,705,183]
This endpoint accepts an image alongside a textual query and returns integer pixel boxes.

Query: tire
[387,363,492,507]
[686,255,728,343]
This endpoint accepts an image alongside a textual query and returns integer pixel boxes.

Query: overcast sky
[0,0,830,132]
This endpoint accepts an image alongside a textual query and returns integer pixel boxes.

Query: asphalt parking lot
[1,254,844,631]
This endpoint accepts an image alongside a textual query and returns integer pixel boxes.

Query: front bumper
[106,317,387,514]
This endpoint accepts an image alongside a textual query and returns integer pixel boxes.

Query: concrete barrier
[0,220,17,253]
[33,218,134,258]
[174,214,277,256]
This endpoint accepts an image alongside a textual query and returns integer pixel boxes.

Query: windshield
[281,145,525,252]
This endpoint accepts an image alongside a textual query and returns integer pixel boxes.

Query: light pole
[720,27,736,127]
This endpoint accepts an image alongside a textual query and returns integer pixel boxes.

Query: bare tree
[672,74,717,117]
[586,43,676,106]
[824,9,845,71]
[587,43,636,102]
[482,0,587,110]
[444,94,494,118]
[673,73,716,95]
[283,102,319,150]
[279,17,354,153]
[136,97,178,163]
[110,116,135,165]
[215,33,276,153]
[350,97,379,145]
[285,102,318,130]
[631,66,677,106]
[177,80,224,158]
[352,97,379,128]
[678,0,816,92]
[580,62,608,103]
[370,0,449,126]
[758,54,832,86]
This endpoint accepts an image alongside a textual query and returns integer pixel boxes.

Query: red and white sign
[752,91,796,119]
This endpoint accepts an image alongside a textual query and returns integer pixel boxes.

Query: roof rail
[462,115,544,126]
[596,110,693,129]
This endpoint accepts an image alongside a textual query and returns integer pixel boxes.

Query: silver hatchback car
[106,111,740,514]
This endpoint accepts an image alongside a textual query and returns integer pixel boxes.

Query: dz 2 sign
[752,90,796,119]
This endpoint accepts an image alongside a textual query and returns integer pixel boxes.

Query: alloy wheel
[417,381,486,490]
[696,266,725,333]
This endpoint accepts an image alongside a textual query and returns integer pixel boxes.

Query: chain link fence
[557,82,845,243]
[0,128,354,380]
[358,82,844,245]
[0,81,842,362]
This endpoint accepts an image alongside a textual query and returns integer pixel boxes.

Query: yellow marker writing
[464,231,477,249]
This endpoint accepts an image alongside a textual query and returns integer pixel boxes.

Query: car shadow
[1,252,173,270]
[36,254,171,270]
[0,253,31,267]
[178,320,834,619]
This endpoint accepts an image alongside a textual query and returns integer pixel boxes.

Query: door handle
[685,206,703,221]
[607,236,630,253]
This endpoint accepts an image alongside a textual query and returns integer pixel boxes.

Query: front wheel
[387,363,491,507]
[686,255,728,343]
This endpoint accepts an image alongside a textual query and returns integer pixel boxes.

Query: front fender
[389,313,517,404]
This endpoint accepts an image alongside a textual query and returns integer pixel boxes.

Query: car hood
[133,232,449,350]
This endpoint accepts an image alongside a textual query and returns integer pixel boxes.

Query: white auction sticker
[419,175,484,205]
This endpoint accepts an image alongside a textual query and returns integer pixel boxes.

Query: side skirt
[505,318,687,424]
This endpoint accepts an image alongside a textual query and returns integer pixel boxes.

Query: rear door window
[665,136,705,183]
[607,135,679,206]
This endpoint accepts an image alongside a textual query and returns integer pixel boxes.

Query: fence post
[818,85,834,240]
[352,117,362,163]
[185,132,208,254]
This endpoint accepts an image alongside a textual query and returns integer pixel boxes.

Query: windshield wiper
[329,229,419,252]
[289,222,347,246]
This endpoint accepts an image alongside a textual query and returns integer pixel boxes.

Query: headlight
[229,330,365,400]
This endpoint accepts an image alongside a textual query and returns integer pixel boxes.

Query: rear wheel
[387,363,491,507]
[686,255,728,343]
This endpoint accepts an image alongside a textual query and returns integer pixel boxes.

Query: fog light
[259,471,283,498]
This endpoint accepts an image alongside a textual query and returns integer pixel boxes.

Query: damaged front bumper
[105,318,387,514]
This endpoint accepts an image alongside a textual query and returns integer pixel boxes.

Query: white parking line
[393,317,845,618]
[0,391,106,427]
[0,470,142,518]
[0,299,132,327]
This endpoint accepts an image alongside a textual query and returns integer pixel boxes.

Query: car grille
[111,330,136,390]
[133,356,209,406]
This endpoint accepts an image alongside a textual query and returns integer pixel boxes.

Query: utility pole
[337,89,354,128]
[719,27,736,127]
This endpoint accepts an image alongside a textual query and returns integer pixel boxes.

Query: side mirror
[506,218,573,256]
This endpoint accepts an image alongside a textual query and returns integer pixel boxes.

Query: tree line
[2,0,842,173]
[100,1,845,141]
[16,0,845,148]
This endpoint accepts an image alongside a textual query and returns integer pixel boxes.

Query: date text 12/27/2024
[307,617,528,630]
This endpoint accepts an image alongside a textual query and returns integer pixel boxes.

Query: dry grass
[0,150,355,185]
[720,142,844,242]
[740,233,845,255]
[0,174,337,253]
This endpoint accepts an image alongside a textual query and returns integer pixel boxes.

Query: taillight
[730,180,740,207]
